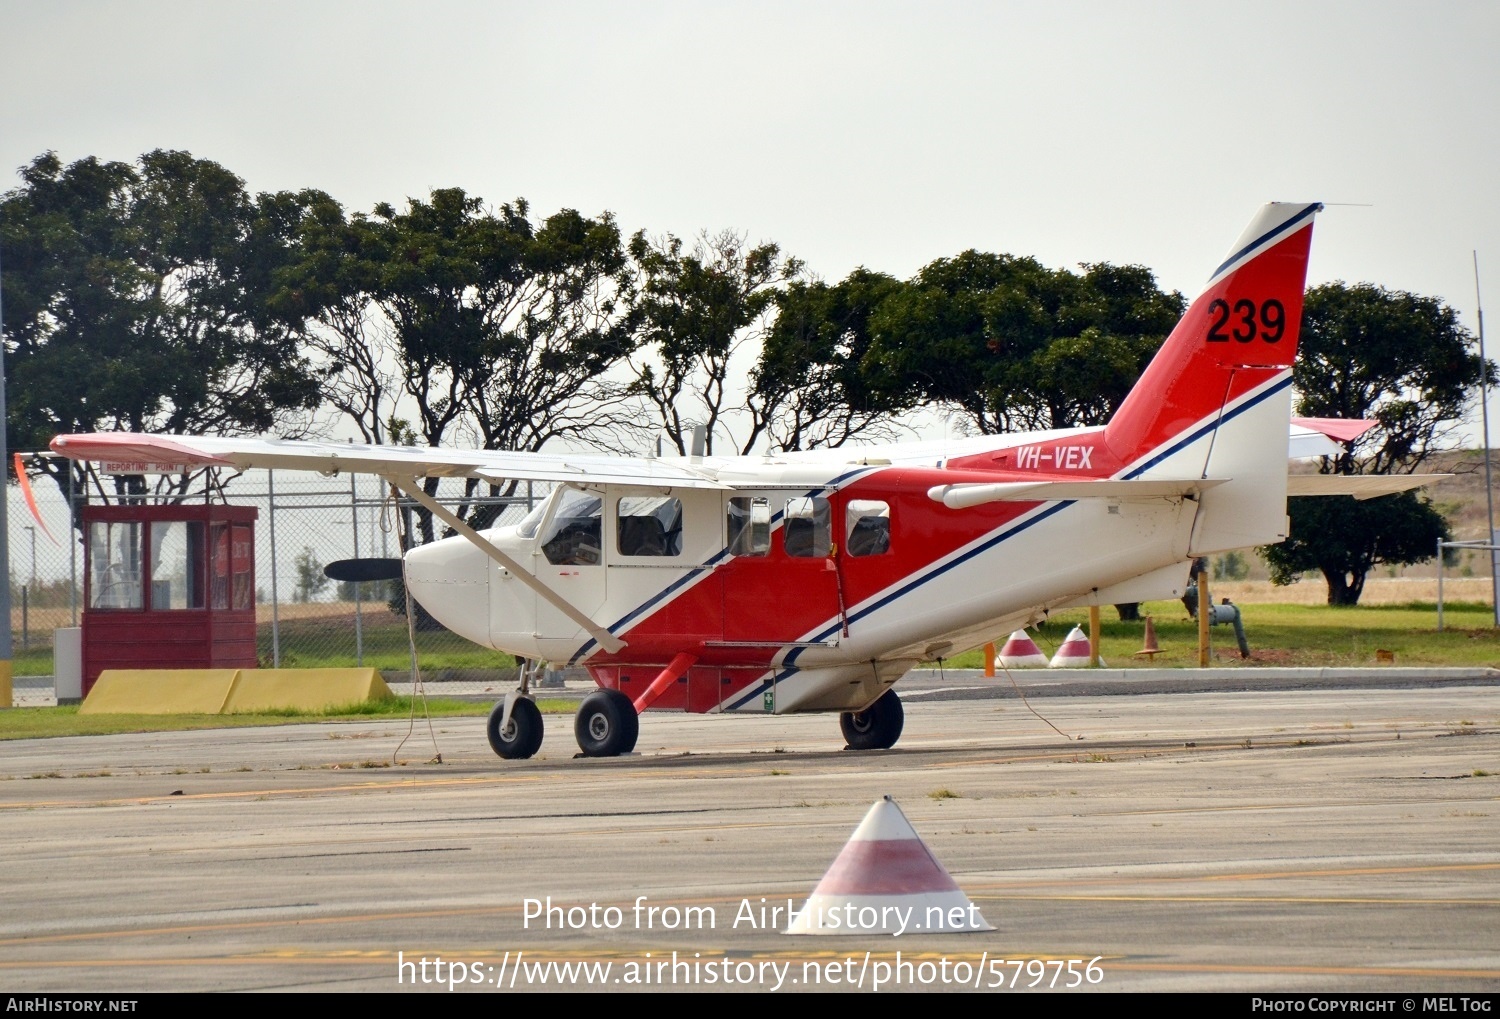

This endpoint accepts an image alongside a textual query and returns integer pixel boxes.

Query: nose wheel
[487,696,544,759]
[840,689,904,750]
[575,689,639,757]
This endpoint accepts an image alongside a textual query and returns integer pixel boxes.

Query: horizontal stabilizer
[1286,474,1451,500]
[928,477,1227,510]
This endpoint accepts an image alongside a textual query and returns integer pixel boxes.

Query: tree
[276,187,638,535]
[1261,283,1492,605]
[1,151,326,506]
[1264,493,1451,605]
[337,577,390,603]
[752,269,908,451]
[857,255,1183,435]
[293,546,330,603]
[629,229,802,455]
[858,251,1057,434]
[1213,551,1251,581]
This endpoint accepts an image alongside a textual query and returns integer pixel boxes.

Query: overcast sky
[4,0,1499,436]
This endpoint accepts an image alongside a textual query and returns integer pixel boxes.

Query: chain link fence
[8,458,549,696]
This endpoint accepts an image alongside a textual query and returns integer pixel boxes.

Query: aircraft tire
[488,697,544,759]
[840,689,904,750]
[574,689,639,757]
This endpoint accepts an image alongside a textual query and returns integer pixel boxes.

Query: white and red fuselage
[403,203,1321,716]
[52,203,1322,724]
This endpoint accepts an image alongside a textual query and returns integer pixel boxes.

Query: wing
[48,433,733,490]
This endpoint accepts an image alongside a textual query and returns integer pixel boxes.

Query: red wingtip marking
[49,433,234,467]
[14,454,61,547]
[1292,417,1377,444]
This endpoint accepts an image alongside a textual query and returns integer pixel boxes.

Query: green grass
[262,619,515,671]
[0,697,579,741]
[944,599,1500,669]
[10,619,517,677]
[10,645,57,676]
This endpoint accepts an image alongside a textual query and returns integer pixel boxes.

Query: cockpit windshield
[538,488,603,565]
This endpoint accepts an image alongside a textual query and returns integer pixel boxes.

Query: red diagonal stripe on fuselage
[589,468,1049,670]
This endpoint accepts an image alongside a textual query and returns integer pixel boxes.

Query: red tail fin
[1104,202,1321,468]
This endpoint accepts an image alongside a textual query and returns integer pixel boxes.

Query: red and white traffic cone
[1049,625,1102,668]
[998,629,1047,668]
[784,796,993,935]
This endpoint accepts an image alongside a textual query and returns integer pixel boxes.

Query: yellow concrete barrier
[80,669,240,714]
[80,668,393,715]
[222,668,392,713]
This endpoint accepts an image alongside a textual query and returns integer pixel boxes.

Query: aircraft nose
[403,535,491,647]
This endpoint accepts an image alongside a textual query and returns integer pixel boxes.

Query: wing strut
[632,652,698,714]
[383,475,627,655]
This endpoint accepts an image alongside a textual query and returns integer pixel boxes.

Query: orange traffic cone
[1135,615,1163,658]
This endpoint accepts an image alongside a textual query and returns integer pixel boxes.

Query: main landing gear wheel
[488,697,544,759]
[574,689,639,757]
[840,689,904,750]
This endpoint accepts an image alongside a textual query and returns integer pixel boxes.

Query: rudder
[1104,202,1322,553]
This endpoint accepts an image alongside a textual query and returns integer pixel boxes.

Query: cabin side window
[540,488,603,565]
[727,496,770,557]
[783,496,831,557]
[617,496,683,557]
[845,500,892,557]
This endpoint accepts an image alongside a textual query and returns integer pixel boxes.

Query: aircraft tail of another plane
[1102,202,1322,554]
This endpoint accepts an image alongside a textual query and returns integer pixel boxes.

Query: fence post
[351,471,363,666]
[268,469,281,667]
[1437,537,1445,632]
[69,466,78,627]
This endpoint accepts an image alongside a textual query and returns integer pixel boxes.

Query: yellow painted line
[961,860,1500,891]
[0,774,551,810]
[0,906,516,947]
[1096,797,1500,818]
[0,761,815,811]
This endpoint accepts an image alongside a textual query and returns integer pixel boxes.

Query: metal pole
[268,469,281,667]
[69,467,77,626]
[350,471,363,666]
[1437,537,1445,632]
[22,523,34,654]
[1474,253,1498,627]
[1197,563,1211,667]
[1,238,13,707]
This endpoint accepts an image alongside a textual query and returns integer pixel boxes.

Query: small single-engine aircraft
[51,202,1437,760]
